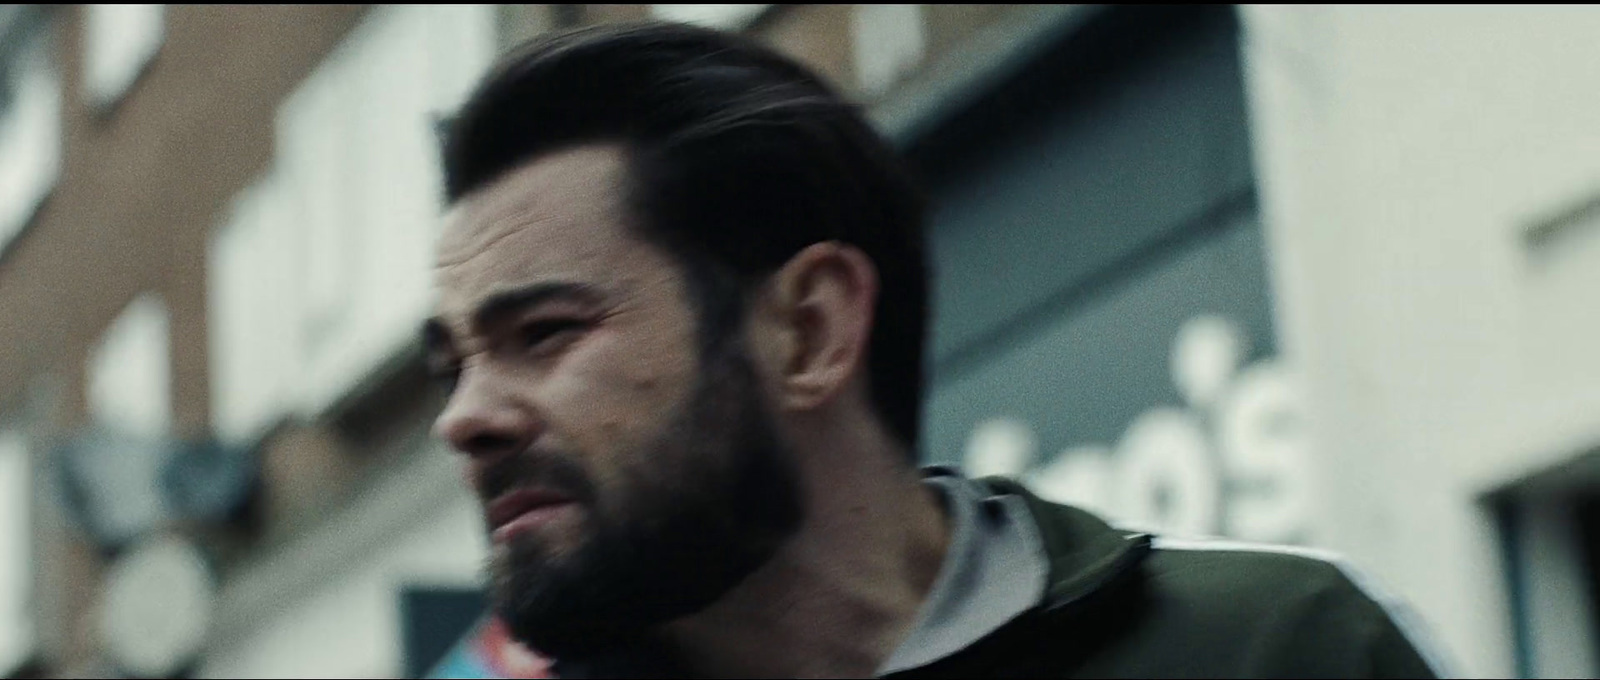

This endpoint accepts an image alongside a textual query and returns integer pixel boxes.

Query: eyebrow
[422,281,601,353]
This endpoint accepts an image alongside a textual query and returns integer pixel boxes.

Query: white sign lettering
[964,315,1312,542]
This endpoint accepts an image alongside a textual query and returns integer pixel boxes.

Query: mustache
[475,448,598,507]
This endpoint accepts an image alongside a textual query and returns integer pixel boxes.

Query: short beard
[486,342,804,661]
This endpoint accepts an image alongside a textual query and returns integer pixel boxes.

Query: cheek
[543,324,700,469]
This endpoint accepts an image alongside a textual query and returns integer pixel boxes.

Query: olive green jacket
[886,477,1449,679]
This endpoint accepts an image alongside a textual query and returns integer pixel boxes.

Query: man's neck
[661,417,950,678]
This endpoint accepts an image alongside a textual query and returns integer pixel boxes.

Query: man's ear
[746,242,879,412]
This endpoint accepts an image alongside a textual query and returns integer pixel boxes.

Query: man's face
[427,145,803,658]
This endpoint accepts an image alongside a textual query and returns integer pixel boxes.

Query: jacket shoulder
[913,479,1452,678]
[1133,536,1452,678]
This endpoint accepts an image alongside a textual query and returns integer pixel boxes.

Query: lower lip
[492,502,578,544]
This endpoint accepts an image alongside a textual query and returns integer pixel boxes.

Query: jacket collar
[973,476,1153,611]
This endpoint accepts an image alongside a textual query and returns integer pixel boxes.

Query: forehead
[433,145,671,319]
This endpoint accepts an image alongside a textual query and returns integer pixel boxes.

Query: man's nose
[432,367,540,463]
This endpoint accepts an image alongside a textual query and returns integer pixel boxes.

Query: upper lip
[486,488,575,529]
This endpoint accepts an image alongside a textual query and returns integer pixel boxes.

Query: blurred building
[0,4,1597,678]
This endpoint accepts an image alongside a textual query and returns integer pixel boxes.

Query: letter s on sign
[1217,359,1311,543]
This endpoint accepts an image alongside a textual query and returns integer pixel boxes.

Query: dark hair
[440,22,930,454]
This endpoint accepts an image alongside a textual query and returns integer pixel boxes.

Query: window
[852,5,926,96]
[0,430,31,676]
[88,293,171,439]
[82,4,164,110]
[286,5,496,417]
[209,5,497,431]
[209,174,300,444]
[649,5,770,31]
[0,11,61,256]
[1498,488,1600,678]
[81,293,171,545]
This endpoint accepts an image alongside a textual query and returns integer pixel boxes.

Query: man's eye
[517,319,589,355]
[426,359,461,393]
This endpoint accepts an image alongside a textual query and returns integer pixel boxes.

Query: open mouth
[486,488,579,543]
